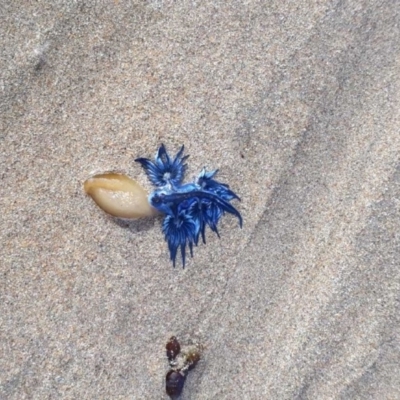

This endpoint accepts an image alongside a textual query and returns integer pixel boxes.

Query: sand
[1,1,400,399]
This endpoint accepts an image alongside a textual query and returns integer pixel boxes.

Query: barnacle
[164,336,202,398]
[84,173,157,219]
[136,144,242,267]
[165,370,186,398]
[166,336,181,361]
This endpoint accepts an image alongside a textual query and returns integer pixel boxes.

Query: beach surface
[1,1,400,398]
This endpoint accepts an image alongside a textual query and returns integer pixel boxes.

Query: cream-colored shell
[84,173,157,219]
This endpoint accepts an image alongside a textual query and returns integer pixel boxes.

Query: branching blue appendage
[135,144,188,187]
[136,144,242,267]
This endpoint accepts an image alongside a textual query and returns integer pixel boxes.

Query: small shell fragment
[84,173,157,219]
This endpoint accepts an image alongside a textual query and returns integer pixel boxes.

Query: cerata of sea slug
[84,145,242,267]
